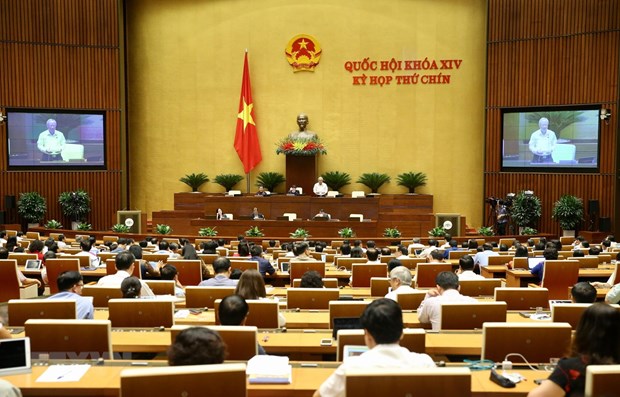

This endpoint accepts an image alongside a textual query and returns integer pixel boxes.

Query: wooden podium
[286,154,318,195]
[116,210,145,234]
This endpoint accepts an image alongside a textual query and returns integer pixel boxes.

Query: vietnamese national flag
[234,52,262,174]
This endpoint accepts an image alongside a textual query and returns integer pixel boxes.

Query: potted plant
[214,174,244,192]
[396,172,427,194]
[552,194,584,237]
[338,227,354,238]
[155,224,172,235]
[199,227,218,237]
[112,224,131,233]
[256,172,285,193]
[245,226,265,237]
[17,192,47,227]
[383,227,401,245]
[58,189,91,230]
[76,222,92,231]
[427,226,446,238]
[477,226,494,236]
[44,219,63,229]
[383,227,402,238]
[321,171,352,192]
[510,190,542,232]
[520,227,538,236]
[290,228,310,238]
[357,172,391,194]
[179,173,209,192]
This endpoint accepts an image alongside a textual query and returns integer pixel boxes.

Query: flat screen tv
[501,106,600,173]
[6,109,106,170]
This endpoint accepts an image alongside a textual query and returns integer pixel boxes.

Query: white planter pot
[27,223,40,229]
[562,230,576,238]
[71,221,80,230]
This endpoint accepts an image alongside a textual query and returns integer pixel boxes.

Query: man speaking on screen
[528,117,557,163]
[37,118,66,161]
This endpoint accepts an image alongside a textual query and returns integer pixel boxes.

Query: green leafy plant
[76,222,92,231]
[383,227,402,238]
[17,192,47,224]
[338,227,354,238]
[357,172,391,193]
[179,173,209,192]
[256,172,286,192]
[321,171,352,192]
[155,224,172,235]
[427,226,446,237]
[44,219,63,229]
[552,194,584,231]
[214,174,244,192]
[198,227,218,237]
[396,172,428,194]
[112,224,130,233]
[245,226,265,237]
[477,226,494,236]
[520,227,538,235]
[290,228,310,238]
[58,189,91,222]
[511,191,542,228]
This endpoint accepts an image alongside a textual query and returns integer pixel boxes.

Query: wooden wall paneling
[486,0,619,235]
[0,0,124,230]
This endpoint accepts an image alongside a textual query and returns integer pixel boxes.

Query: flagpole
[246,171,250,193]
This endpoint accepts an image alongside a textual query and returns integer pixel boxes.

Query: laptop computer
[332,317,363,339]
[0,337,31,375]
[25,259,42,270]
[528,257,544,269]
[342,345,369,362]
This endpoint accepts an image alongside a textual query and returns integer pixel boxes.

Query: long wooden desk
[505,267,613,287]
[70,311,540,356]
[0,363,547,396]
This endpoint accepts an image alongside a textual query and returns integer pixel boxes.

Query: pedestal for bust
[285,154,318,195]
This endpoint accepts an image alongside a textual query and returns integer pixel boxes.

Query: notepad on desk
[246,355,292,384]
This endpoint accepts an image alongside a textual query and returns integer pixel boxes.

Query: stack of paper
[246,355,292,384]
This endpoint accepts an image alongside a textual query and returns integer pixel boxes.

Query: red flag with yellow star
[234,52,262,174]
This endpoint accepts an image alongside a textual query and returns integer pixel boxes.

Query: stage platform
[152,193,436,237]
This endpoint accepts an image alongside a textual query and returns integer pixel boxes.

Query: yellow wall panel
[127,0,486,226]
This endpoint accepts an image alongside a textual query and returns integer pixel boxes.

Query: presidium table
[152,193,440,238]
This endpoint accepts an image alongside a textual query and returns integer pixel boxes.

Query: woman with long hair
[527,303,620,397]
[234,269,285,327]
[234,269,266,300]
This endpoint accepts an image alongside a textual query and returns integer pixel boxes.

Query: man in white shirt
[417,239,439,259]
[385,266,419,301]
[417,271,477,331]
[97,251,154,297]
[407,238,425,254]
[528,117,557,163]
[314,299,435,397]
[473,243,499,268]
[365,248,381,264]
[456,255,485,280]
[313,176,328,197]
[37,118,66,161]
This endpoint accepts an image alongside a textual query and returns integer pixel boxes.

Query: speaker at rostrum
[435,213,461,236]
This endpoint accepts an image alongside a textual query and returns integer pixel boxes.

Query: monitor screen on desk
[0,337,31,376]
[501,106,600,173]
[528,257,544,269]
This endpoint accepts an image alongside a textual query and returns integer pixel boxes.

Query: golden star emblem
[237,99,255,130]
[298,39,308,49]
